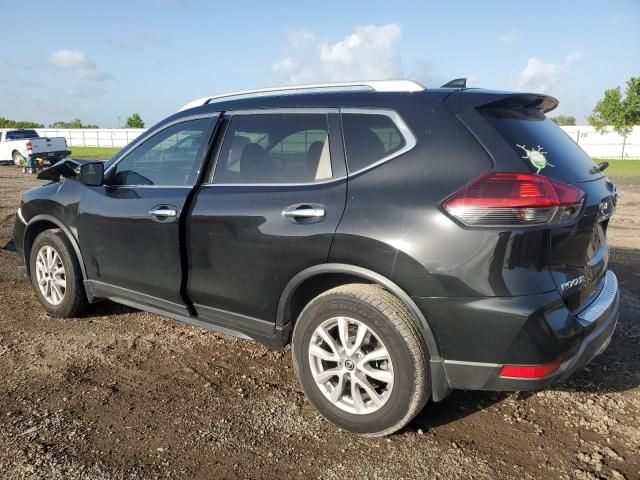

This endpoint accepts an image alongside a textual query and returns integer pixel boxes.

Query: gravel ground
[0,166,638,479]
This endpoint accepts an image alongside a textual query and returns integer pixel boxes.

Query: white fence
[35,128,145,148]
[561,126,640,159]
[34,125,640,159]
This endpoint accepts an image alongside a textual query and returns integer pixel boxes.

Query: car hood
[37,158,96,181]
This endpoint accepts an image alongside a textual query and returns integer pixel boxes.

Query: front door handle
[149,207,177,218]
[282,206,325,219]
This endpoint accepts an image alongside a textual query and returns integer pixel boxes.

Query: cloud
[49,49,111,81]
[407,60,446,88]
[517,50,586,92]
[565,50,587,63]
[270,24,404,84]
[500,30,517,47]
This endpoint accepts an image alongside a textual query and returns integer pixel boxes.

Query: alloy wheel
[308,316,394,415]
[35,245,66,305]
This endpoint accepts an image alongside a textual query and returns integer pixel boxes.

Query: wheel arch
[24,215,87,280]
[277,263,441,361]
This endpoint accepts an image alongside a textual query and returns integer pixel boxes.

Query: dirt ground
[0,165,638,480]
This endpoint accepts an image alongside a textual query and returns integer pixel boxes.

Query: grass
[594,159,640,177]
[69,146,121,159]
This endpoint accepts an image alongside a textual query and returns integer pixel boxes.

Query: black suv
[14,80,619,436]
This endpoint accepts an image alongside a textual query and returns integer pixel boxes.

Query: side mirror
[79,162,104,186]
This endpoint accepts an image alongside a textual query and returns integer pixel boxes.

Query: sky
[0,0,638,128]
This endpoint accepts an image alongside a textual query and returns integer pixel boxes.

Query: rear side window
[6,130,39,140]
[214,113,332,184]
[482,108,601,183]
[341,113,406,173]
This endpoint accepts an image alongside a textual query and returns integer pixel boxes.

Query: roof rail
[178,80,425,111]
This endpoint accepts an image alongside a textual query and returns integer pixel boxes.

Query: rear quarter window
[341,113,407,173]
[481,108,600,184]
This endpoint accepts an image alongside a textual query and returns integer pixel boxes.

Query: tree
[588,77,640,159]
[588,77,640,136]
[551,115,576,126]
[0,117,44,128]
[125,113,145,128]
[49,119,99,128]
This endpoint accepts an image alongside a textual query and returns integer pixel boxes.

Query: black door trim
[85,280,284,349]
[25,214,87,279]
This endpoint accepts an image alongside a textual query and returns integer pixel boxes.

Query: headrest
[240,143,269,181]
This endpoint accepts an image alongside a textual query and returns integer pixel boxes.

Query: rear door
[186,109,347,333]
[77,114,218,316]
[481,108,617,311]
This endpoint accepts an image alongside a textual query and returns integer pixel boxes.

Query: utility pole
[117,116,121,128]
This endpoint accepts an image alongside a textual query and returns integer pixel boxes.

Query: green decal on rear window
[516,144,554,173]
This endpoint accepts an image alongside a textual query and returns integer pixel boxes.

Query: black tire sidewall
[29,231,82,317]
[293,292,419,435]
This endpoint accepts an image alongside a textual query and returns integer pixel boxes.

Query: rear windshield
[481,108,600,184]
[6,130,39,140]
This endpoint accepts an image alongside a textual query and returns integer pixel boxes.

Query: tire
[292,284,430,436]
[13,151,26,167]
[29,229,88,318]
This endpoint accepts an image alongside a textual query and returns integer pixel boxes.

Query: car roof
[173,84,462,121]
[166,80,555,127]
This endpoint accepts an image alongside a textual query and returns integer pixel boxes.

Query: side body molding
[24,214,88,280]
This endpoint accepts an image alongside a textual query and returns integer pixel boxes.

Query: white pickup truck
[0,129,70,166]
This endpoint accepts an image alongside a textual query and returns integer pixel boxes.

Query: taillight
[442,172,585,227]
[499,360,562,379]
[26,141,33,152]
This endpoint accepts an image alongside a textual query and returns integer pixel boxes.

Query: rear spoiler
[445,90,559,114]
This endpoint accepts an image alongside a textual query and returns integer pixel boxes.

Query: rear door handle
[282,208,325,219]
[149,207,177,218]
[282,204,326,221]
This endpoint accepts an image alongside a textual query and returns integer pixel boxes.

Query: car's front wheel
[292,284,430,436]
[29,230,88,317]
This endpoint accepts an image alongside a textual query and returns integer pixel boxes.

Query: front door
[186,110,347,333]
[77,115,218,315]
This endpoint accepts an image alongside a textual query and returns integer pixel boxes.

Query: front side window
[112,119,209,186]
[214,113,332,184]
[341,113,406,173]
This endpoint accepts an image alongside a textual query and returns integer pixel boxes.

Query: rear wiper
[590,161,609,174]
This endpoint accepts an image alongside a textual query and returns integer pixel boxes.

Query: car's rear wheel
[13,151,26,166]
[292,284,430,436]
[29,230,88,317]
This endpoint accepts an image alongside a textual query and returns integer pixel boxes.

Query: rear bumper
[434,271,619,391]
[28,150,71,165]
